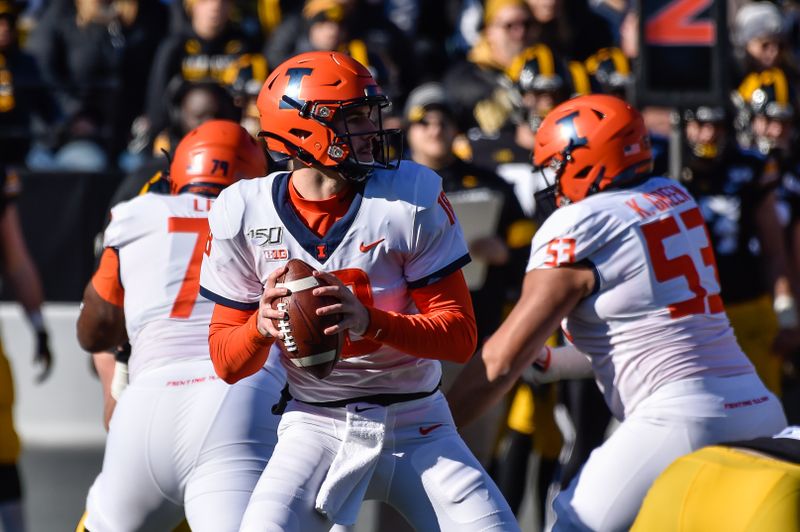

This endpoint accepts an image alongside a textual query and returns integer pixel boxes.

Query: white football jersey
[529,177,754,419]
[104,193,217,380]
[200,161,470,403]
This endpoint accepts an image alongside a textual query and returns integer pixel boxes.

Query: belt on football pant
[271,383,440,415]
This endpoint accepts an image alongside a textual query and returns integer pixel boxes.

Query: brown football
[271,258,342,379]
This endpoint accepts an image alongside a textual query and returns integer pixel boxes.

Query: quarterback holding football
[199,51,518,531]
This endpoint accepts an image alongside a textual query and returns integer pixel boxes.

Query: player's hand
[469,236,510,266]
[257,265,290,338]
[34,331,53,384]
[312,270,370,337]
[520,345,555,386]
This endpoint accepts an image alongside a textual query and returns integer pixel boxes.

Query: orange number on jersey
[644,0,714,46]
[330,268,381,357]
[641,207,723,318]
[544,238,576,267]
[168,217,209,319]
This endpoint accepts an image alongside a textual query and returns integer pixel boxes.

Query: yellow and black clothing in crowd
[25,0,168,156]
[143,25,265,143]
[0,1,59,165]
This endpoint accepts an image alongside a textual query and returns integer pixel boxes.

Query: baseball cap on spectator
[733,2,785,47]
[404,83,455,124]
[303,0,346,24]
[484,0,528,26]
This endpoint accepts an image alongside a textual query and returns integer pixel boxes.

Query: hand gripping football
[271,259,342,379]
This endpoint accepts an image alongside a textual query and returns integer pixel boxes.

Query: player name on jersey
[624,184,692,220]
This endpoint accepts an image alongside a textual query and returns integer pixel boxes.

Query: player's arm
[755,189,798,327]
[207,265,287,384]
[77,248,126,353]
[92,351,117,431]
[0,203,53,381]
[446,264,594,428]
[314,269,477,362]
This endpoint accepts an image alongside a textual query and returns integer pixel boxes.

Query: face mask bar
[532,165,559,224]
[335,98,402,181]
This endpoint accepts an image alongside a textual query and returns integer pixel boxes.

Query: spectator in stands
[265,0,407,105]
[24,0,167,170]
[0,0,58,166]
[523,0,612,61]
[0,165,53,532]
[466,43,590,218]
[405,82,532,352]
[443,0,537,132]
[140,0,264,151]
[732,2,800,86]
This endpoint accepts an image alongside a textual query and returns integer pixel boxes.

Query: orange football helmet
[256,51,399,182]
[533,94,652,207]
[169,119,267,196]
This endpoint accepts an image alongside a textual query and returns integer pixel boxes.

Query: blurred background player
[734,67,800,422]
[448,94,788,531]
[199,51,518,531]
[0,164,52,532]
[76,120,282,531]
[679,103,798,400]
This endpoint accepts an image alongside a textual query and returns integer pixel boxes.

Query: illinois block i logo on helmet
[256,51,401,183]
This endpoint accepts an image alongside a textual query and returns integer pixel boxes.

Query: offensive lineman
[76,120,284,531]
[199,51,518,531]
[447,94,787,531]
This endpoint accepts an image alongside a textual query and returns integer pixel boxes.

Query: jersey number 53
[641,206,724,319]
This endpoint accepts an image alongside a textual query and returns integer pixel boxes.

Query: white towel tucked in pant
[315,402,387,525]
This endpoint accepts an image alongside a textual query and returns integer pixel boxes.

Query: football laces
[276,302,297,352]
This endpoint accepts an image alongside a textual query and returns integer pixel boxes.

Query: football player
[199,51,518,531]
[447,94,788,531]
[0,165,53,532]
[679,103,796,398]
[76,120,284,532]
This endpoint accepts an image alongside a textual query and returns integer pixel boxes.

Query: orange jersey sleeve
[362,270,477,363]
[208,304,275,383]
[91,248,124,307]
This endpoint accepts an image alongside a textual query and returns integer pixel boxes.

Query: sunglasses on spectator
[494,19,533,31]
[415,118,453,129]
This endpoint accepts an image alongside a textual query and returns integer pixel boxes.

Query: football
[271,258,342,379]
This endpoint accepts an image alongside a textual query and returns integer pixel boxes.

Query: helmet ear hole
[289,128,312,139]
[574,166,592,179]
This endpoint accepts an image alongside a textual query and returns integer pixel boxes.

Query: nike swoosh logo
[354,405,378,413]
[419,423,443,436]
[359,238,385,253]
